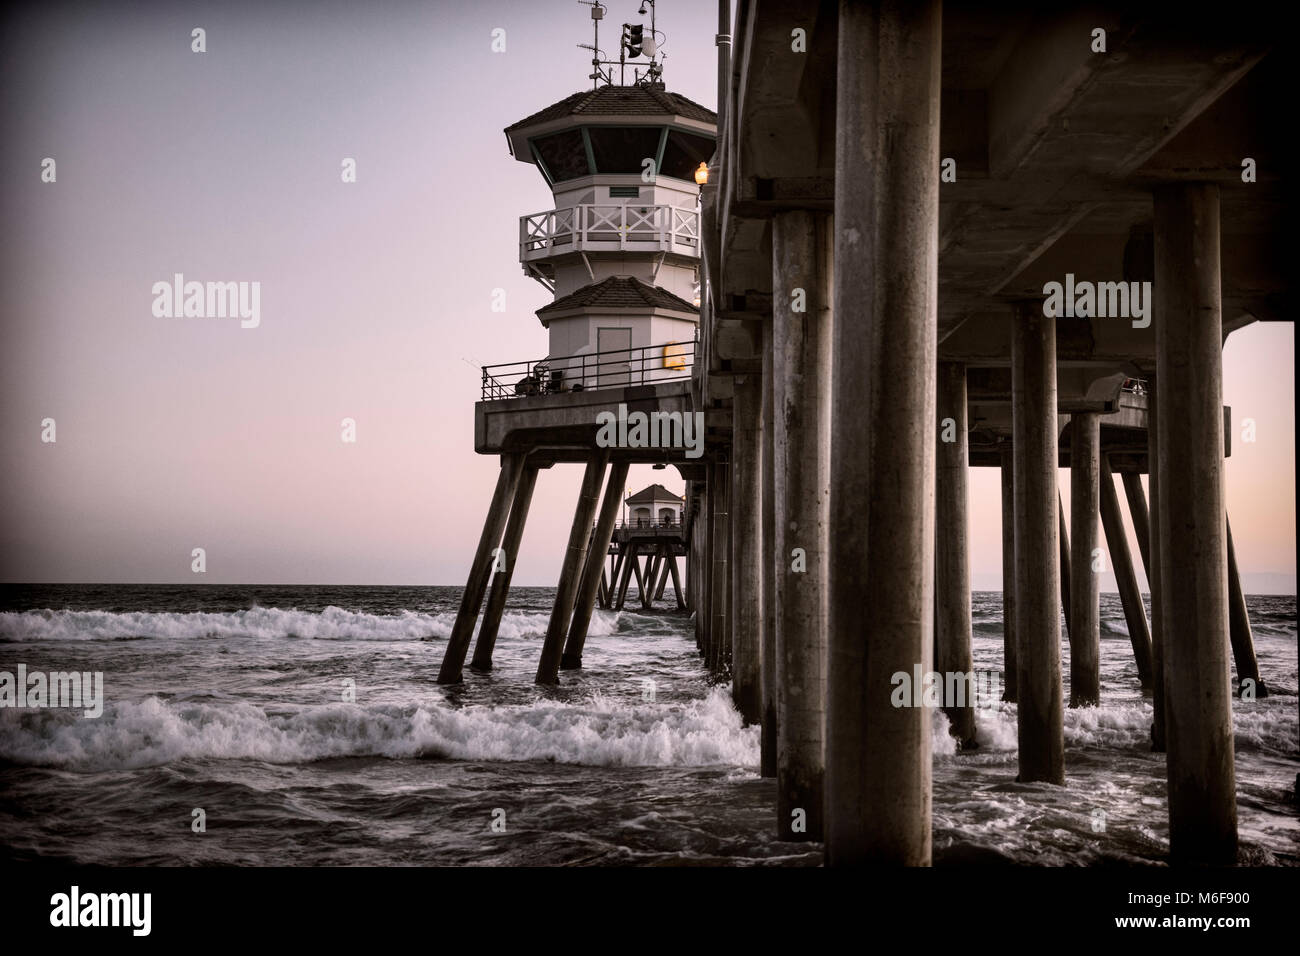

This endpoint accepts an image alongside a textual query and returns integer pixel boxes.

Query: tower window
[587,126,663,175]
[609,186,640,198]
[661,130,716,182]
[533,129,590,182]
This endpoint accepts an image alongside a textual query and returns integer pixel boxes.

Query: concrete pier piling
[1154,183,1236,865]
[1069,413,1102,706]
[536,454,609,684]
[1226,516,1266,697]
[1121,472,1152,578]
[731,373,764,724]
[471,463,539,672]
[772,208,833,841]
[936,362,976,744]
[760,320,779,778]
[1012,303,1065,785]
[1147,381,1167,752]
[709,460,730,672]
[438,453,524,684]
[616,543,637,611]
[1000,445,1018,702]
[1100,457,1154,689]
[826,0,940,865]
[1058,493,1072,641]
[562,460,630,670]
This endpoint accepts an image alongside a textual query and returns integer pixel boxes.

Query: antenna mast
[576,0,664,89]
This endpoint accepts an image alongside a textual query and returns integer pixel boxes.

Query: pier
[440,1,1283,867]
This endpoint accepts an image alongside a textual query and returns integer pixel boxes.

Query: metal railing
[520,203,700,260]
[616,518,682,530]
[481,341,695,401]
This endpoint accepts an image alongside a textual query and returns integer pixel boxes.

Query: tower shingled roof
[506,86,716,133]
[537,276,699,316]
[626,483,685,504]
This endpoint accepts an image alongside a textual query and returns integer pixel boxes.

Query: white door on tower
[597,327,632,388]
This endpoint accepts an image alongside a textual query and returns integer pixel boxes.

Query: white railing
[520,204,700,261]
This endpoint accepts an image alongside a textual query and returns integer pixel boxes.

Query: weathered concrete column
[1058,492,1072,641]
[731,372,764,725]
[615,543,637,611]
[536,454,609,684]
[697,482,711,652]
[936,362,976,745]
[1146,382,1167,752]
[1226,516,1266,697]
[1121,471,1152,577]
[1154,182,1236,864]
[709,460,730,672]
[1069,413,1101,706]
[668,554,685,609]
[760,318,779,778]
[471,463,540,671]
[1012,302,1065,784]
[438,453,524,684]
[632,552,648,606]
[682,481,694,610]
[826,0,939,866]
[772,208,832,842]
[655,548,671,600]
[562,460,630,670]
[1100,455,1153,689]
[1000,445,1018,702]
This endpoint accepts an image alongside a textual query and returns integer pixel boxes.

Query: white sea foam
[0,686,757,772]
[0,606,617,644]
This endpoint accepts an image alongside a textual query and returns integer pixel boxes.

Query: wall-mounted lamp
[694,162,709,185]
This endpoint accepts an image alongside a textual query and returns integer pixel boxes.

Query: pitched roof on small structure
[626,483,685,505]
[506,85,716,132]
[537,276,698,316]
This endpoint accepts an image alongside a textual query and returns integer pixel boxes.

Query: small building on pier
[624,483,683,527]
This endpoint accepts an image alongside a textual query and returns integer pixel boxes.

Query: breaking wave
[0,607,620,644]
[0,687,757,772]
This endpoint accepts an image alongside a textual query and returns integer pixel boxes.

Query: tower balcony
[520,203,700,265]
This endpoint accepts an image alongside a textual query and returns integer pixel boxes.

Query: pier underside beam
[1069,412,1102,706]
[1000,445,1018,702]
[936,361,976,745]
[536,454,609,685]
[773,207,832,843]
[438,453,524,685]
[1154,182,1236,864]
[1226,516,1266,697]
[731,371,764,725]
[1100,455,1153,690]
[826,0,940,866]
[471,462,540,672]
[1012,302,1065,785]
[562,460,630,670]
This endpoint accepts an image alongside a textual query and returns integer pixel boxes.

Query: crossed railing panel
[519,203,701,257]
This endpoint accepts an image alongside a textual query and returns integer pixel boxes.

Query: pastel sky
[1,1,1293,592]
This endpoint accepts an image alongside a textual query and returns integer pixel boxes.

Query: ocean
[0,584,1295,866]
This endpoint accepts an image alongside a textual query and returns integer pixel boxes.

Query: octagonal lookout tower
[503,84,717,393]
